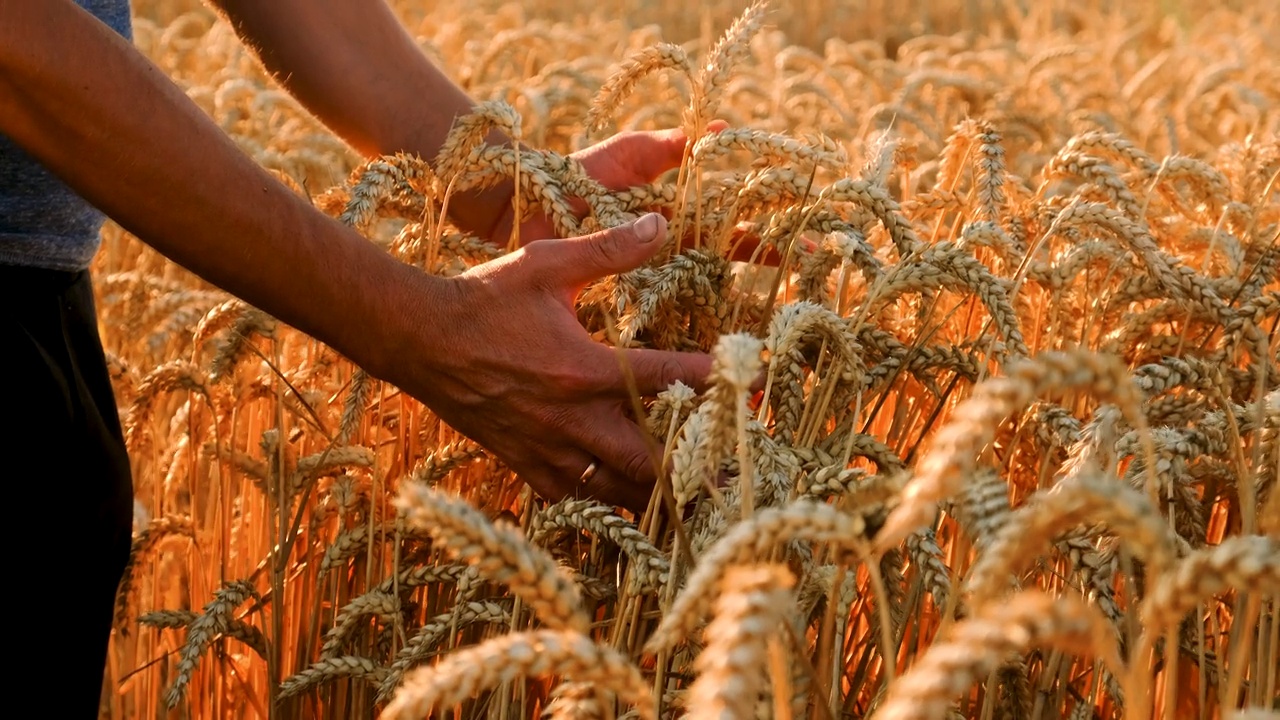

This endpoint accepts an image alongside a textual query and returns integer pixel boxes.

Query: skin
[0,0,714,511]
[209,0,705,244]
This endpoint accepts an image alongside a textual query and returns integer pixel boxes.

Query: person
[1,1,713,715]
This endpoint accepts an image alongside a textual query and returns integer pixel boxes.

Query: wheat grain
[397,484,589,633]
[648,500,868,653]
[874,590,1123,720]
[1141,535,1280,632]
[380,630,654,720]
[686,564,796,719]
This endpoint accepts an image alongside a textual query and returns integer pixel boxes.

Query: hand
[487,123,787,265]
[378,213,710,512]
[485,127,692,247]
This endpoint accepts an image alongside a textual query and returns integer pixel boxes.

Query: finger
[613,347,713,396]
[521,444,597,503]
[522,418,654,512]
[578,413,661,486]
[581,465,653,514]
[513,215,556,247]
[575,413,663,512]
[551,446,651,513]
[528,213,667,289]
[514,459,575,503]
[605,128,689,186]
[621,122,729,182]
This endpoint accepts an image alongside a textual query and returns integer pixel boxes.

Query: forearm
[0,1,433,375]
[211,0,513,238]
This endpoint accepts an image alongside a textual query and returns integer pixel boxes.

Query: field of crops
[98,0,1278,718]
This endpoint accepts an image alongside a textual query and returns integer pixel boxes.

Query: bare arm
[0,0,708,508]
[211,0,513,238]
[0,0,427,375]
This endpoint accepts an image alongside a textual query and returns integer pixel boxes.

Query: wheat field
[97,1,1278,718]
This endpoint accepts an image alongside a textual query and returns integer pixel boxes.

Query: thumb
[542,213,667,288]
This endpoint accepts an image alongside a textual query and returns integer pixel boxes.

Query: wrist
[359,257,458,385]
[280,207,457,387]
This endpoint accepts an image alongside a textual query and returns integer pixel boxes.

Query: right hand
[374,213,709,512]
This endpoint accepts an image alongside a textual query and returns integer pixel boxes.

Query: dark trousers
[3,264,134,718]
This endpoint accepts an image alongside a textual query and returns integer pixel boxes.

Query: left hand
[487,123,791,265]
[486,127,696,246]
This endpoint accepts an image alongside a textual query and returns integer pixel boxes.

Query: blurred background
[132,0,1271,50]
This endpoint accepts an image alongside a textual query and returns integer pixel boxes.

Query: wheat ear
[279,656,388,699]
[647,499,868,654]
[1140,535,1280,633]
[379,630,654,720]
[138,609,266,659]
[687,564,797,719]
[876,350,1149,552]
[165,580,259,708]
[586,43,693,134]
[530,498,670,593]
[397,484,589,633]
[873,590,1124,720]
[964,472,1181,612]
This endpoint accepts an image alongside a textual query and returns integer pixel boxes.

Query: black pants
[3,264,133,718]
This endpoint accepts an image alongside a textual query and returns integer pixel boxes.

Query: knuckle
[623,451,653,484]
[658,356,686,388]
[519,238,556,268]
[586,231,626,267]
[553,370,597,396]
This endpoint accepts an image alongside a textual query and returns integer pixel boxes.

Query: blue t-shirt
[0,0,134,271]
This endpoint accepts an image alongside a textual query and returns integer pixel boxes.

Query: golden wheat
[101,1,1280,718]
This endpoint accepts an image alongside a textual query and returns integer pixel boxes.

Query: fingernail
[634,213,660,243]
